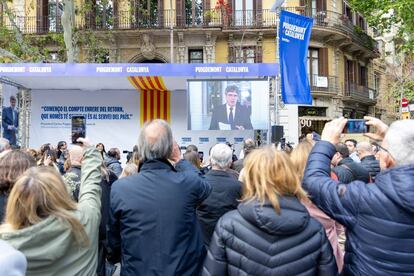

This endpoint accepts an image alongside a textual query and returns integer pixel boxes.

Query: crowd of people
[0,116,413,276]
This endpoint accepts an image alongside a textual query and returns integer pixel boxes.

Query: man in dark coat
[108,120,211,276]
[331,143,370,183]
[209,85,253,130]
[357,141,380,181]
[197,143,242,246]
[2,96,18,146]
[303,117,414,275]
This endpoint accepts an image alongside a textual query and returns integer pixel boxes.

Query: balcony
[1,8,378,54]
[309,75,339,96]
[262,8,378,53]
[344,82,377,104]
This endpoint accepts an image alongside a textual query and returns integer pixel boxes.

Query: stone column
[204,32,216,63]
[177,32,186,63]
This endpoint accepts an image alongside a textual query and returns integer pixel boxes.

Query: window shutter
[318,48,329,76]
[176,0,184,27]
[255,0,262,27]
[316,0,327,11]
[354,62,359,84]
[36,0,48,33]
[157,0,163,27]
[113,0,119,28]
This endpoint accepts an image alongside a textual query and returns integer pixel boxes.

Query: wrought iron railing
[309,74,339,95]
[344,82,377,102]
[1,8,378,51]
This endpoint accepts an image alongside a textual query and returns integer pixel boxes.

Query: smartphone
[71,116,86,144]
[198,151,204,162]
[343,119,367,134]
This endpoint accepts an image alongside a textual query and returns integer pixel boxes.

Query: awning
[299,116,331,121]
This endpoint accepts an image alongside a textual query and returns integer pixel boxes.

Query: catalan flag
[128,76,171,125]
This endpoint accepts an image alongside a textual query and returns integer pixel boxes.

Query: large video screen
[187,80,269,130]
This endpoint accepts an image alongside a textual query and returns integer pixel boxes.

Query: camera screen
[71,116,86,143]
[344,120,366,134]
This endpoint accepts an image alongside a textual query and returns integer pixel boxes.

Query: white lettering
[96,67,123,73]
[29,67,52,73]
[282,22,307,40]
[126,67,150,73]
[195,67,222,73]
[225,67,249,73]
[0,67,25,73]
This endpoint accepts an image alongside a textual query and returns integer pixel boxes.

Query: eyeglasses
[373,142,390,154]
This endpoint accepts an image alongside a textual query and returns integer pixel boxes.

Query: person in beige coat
[0,139,102,276]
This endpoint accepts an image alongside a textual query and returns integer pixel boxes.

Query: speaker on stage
[271,125,284,143]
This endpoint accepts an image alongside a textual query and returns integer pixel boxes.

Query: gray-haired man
[304,117,414,275]
[197,143,242,245]
[108,119,211,276]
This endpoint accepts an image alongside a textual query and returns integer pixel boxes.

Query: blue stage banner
[0,63,279,77]
[279,10,314,104]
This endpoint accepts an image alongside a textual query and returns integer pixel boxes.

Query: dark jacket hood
[237,196,309,235]
[375,165,414,213]
[361,155,376,162]
[104,156,120,166]
[338,157,354,165]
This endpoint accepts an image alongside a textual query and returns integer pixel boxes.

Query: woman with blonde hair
[183,150,201,170]
[203,147,336,275]
[0,150,36,222]
[290,141,344,272]
[0,139,102,276]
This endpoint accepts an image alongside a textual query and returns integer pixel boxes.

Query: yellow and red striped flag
[128,76,171,125]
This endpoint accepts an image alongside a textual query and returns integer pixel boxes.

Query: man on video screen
[209,85,253,130]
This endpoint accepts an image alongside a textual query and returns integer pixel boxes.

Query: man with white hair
[197,143,242,245]
[356,141,380,180]
[108,119,211,275]
[303,117,414,275]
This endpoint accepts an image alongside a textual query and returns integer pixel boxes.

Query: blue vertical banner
[279,10,314,104]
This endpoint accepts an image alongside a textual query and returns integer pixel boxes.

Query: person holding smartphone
[303,117,414,275]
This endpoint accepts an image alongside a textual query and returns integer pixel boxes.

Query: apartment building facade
[1,0,383,135]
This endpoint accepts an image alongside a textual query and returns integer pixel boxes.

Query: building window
[185,0,203,26]
[131,0,158,27]
[235,47,256,63]
[342,1,353,22]
[48,0,63,32]
[234,0,254,26]
[374,73,380,92]
[359,65,367,86]
[357,14,366,30]
[307,48,319,77]
[188,49,203,63]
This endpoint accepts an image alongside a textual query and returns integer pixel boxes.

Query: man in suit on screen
[2,96,18,147]
[209,85,253,130]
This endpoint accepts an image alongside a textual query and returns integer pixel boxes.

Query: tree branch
[0,0,45,61]
[0,47,24,62]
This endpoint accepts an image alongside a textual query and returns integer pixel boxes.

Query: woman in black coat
[203,147,337,276]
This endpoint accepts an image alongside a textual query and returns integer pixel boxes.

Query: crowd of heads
[0,117,414,275]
